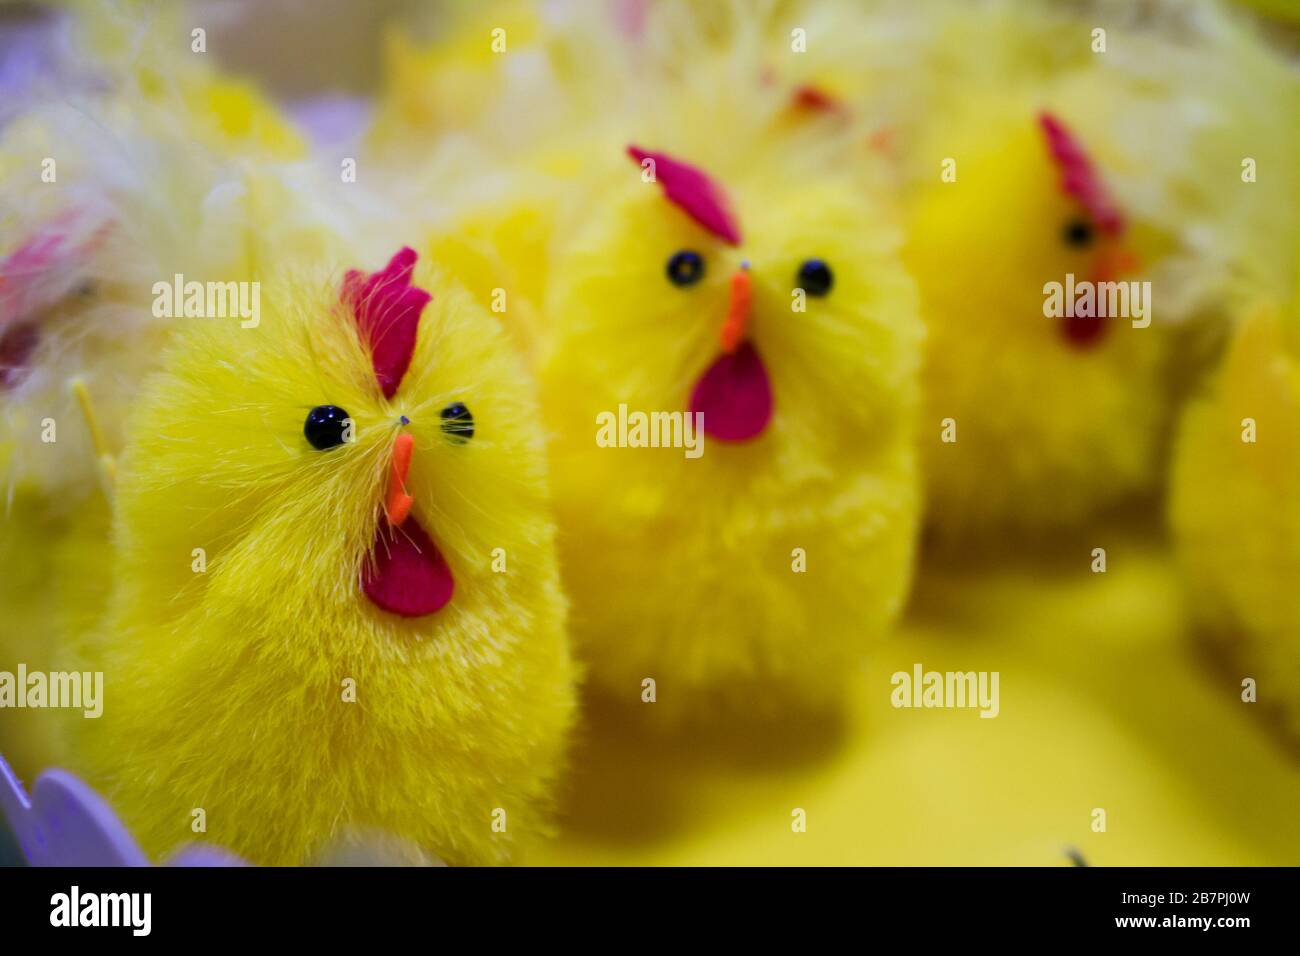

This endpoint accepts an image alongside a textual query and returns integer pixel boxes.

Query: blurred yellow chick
[781,0,1299,539]
[0,103,257,778]
[0,10,332,776]
[0,0,308,510]
[907,1,1297,539]
[1169,287,1300,737]
[548,149,920,721]
[369,0,542,151]
[415,13,924,721]
[904,92,1171,537]
[0,105,277,512]
[75,0,307,160]
[71,249,575,865]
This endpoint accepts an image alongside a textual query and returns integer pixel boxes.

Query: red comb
[341,247,430,399]
[627,145,742,246]
[792,84,844,114]
[1038,112,1125,236]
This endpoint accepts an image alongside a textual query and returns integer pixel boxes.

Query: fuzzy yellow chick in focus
[69,249,575,865]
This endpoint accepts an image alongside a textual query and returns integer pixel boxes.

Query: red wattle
[1059,312,1108,348]
[689,340,773,442]
[362,515,454,617]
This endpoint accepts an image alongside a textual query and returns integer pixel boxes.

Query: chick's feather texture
[0,1,312,513]
[402,7,923,720]
[541,92,918,717]
[778,0,1300,539]
[0,46,358,775]
[542,164,921,717]
[70,258,575,865]
[1170,292,1300,736]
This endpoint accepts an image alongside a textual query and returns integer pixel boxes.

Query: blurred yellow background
[537,517,1300,865]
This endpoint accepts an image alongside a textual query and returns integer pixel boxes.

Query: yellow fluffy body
[1169,295,1300,734]
[786,0,1300,538]
[368,1,545,154]
[70,265,575,865]
[0,22,353,776]
[542,157,921,717]
[0,42,308,511]
[421,40,922,718]
[905,94,1173,536]
[0,102,266,775]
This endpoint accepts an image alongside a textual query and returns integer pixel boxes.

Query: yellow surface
[534,520,1300,865]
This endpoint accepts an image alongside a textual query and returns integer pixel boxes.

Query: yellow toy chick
[522,64,920,721]
[0,104,254,510]
[368,0,633,162]
[791,0,1299,539]
[72,249,575,865]
[904,93,1169,537]
[401,9,923,720]
[75,0,307,161]
[369,0,544,154]
[1169,289,1300,737]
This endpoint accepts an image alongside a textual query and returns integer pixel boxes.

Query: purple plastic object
[0,754,246,867]
[165,845,248,867]
[0,753,148,866]
[288,94,371,148]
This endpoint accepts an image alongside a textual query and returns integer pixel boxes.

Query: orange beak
[385,432,415,526]
[719,267,752,355]
[1092,243,1141,283]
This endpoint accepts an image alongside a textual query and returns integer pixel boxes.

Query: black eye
[797,258,833,297]
[304,405,351,450]
[440,403,474,441]
[1063,218,1094,248]
[666,250,705,287]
